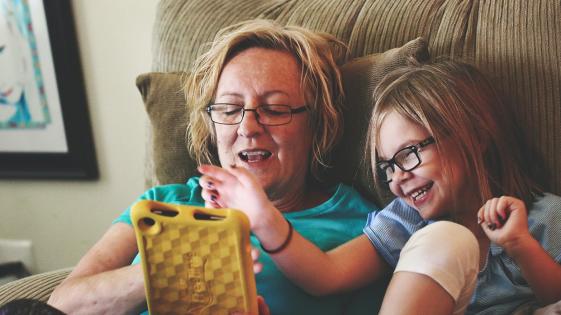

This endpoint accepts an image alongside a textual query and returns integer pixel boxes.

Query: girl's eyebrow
[379,138,426,160]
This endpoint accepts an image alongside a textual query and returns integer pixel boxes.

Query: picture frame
[0,0,98,179]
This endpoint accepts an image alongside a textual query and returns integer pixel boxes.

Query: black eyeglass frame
[376,136,436,184]
[205,103,308,126]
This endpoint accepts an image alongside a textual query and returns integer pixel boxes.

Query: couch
[1,0,560,308]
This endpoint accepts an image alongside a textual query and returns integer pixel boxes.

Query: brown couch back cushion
[148,0,561,197]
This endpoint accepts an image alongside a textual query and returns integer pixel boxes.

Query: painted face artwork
[213,47,313,198]
[0,3,28,123]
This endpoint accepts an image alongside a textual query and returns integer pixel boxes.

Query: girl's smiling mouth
[408,183,433,203]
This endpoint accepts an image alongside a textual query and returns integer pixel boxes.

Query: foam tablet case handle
[131,200,258,315]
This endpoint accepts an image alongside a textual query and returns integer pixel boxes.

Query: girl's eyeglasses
[376,137,435,183]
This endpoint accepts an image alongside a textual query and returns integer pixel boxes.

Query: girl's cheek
[388,183,402,197]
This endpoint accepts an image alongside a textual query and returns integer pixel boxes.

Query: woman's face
[213,47,313,198]
[377,111,468,220]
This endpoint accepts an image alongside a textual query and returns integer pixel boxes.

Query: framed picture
[0,0,98,179]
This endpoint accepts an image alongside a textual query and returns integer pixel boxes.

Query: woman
[48,20,383,315]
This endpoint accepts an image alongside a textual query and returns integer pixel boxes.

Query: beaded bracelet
[260,219,293,254]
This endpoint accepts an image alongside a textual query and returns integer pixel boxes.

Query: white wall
[0,0,158,273]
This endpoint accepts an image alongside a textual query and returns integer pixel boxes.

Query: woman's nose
[237,109,264,137]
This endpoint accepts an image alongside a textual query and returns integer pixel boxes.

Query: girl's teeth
[411,185,431,201]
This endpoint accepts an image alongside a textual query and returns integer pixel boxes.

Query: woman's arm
[198,164,390,295]
[478,196,561,304]
[48,223,146,314]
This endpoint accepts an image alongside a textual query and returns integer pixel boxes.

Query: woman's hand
[198,164,279,232]
[251,246,263,274]
[477,196,532,252]
[231,296,270,315]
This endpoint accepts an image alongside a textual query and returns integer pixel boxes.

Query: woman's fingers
[257,296,270,315]
[251,247,263,274]
[227,164,260,187]
[199,176,225,208]
[198,164,236,183]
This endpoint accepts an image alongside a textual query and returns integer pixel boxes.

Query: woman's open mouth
[238,149,272,162]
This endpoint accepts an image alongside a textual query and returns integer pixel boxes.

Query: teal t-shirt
[116,177,384,315]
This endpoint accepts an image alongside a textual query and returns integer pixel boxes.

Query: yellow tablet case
[131,200,258,315]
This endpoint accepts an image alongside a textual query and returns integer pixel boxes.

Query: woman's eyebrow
[262,90,290,98]
[215,92,243,99]
[216,90,291,101]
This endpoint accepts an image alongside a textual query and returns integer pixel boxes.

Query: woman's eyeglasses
[376,137,435,183]
[206,103,307,126]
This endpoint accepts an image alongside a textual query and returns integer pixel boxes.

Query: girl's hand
[198,164,278,232]
[477,196,531,251]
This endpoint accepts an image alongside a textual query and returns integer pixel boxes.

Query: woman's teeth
[239,150,272,162]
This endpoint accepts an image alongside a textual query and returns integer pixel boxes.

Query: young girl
[198,59,561,314]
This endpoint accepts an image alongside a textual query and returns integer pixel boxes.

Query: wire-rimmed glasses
[206,103,307,126]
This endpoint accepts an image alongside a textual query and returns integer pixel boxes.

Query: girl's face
[377,111,468,220]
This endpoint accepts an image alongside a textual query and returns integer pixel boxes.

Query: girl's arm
[198,164,390,295]
[48,223,146,314]
[478,196,561,304]
[507,236,561,304]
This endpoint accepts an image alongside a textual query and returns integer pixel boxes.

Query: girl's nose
[391,167,412,184]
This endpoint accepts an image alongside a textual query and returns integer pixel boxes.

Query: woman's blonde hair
[186,19,346,181]
[368,59,543,207]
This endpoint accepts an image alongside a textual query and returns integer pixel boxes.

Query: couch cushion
[137,38,429,205]
[136,72,196,187]
[333,37,429,203]
[152,0,561,197]
[0,268,71,304]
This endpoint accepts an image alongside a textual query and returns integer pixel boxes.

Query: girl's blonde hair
[368,59,543,207]
[186,19,346,181]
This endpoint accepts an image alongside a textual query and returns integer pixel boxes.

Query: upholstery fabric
[0,268,71,305]
[139,37,429,204]
[151,0,561,196]
[136,72,196,187]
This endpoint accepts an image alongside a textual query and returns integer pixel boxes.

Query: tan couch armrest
[0,268,71,305]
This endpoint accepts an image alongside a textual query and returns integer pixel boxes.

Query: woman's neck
[269,182,330,213]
